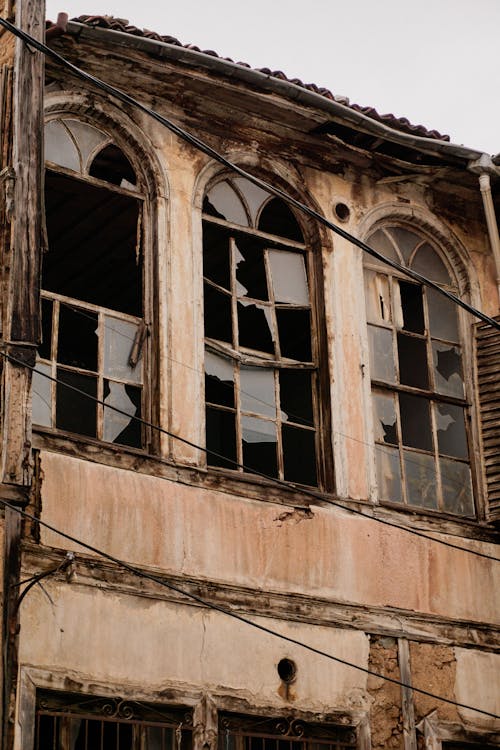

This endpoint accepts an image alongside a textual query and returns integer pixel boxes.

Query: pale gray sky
[45,0,499,154]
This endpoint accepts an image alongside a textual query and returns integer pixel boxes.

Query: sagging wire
[0,497,498,721]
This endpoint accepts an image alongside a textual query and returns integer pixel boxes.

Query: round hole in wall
[334,202,350,222]
[277,658,297,683]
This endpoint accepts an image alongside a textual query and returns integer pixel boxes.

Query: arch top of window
[203,177,304,243]
[366,226,454,287]
[44,117,139,191]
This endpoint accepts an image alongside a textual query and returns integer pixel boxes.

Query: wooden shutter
[476,317,500,523]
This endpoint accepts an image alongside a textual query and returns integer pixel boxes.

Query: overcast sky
[45,0,499,155]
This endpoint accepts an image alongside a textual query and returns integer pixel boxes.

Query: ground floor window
[35,692,192,750]
[219,713,357,750]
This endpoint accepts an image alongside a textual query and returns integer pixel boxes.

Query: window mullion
[230,238,243,471]
[51,299,60,428]
[96,311,104,441]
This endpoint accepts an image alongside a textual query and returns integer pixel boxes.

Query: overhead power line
[2,497,499,721]
[0,16,499,332]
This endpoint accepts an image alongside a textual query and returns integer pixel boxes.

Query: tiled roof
[66,14,451,143]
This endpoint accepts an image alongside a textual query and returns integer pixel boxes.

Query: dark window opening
[258,198,303,242]
[89,144,137,187]
[44,171,141,317]
[34,149,145,448]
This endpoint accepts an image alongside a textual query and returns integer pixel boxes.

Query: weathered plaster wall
[18,581,369,713]
[38,451,499,624]
[454,648,500,730]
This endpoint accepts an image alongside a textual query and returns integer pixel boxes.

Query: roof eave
[64,21,486,165]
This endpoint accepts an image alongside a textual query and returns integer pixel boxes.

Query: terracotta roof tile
[65,14,451,142]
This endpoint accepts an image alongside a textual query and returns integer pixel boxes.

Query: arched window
[202,177,320,486]
[32,117,146,447]
[364,226,473,516]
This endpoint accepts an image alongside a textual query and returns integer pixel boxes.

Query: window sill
[32,429,499,544]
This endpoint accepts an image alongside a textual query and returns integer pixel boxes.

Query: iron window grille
[35,692,192,750]
[219,713,357,750]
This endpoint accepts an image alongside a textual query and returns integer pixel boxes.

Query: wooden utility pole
[0,0,45,746]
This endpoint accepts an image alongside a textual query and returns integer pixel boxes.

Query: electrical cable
[1,15,499,333]
[1,497,498,720]
[9,349,500,563]
[13,555,73,612]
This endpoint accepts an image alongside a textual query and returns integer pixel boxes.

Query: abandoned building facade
[0,3,499,750]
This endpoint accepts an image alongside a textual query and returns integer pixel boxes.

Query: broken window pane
[103,316,142,384]
[57,304,98,371]
[56,368,97,437]
[103,380,141,447]
[372,391,397,445]
[237,301,274,354]
[375,445,402,503]
[64,119,108,170]
[436,403,468,459]
[404,450,438,509]
[203,223,231,290]
[364,270,391,324]
[368,326,396,383]
[205,351,234,407]
[32,363,52,427]
[242,416,278,477]
[268,250,309,305]
[258,198,303,242]
[44,120,80,171]
[440,458,474,515]
[282,425,317,485]
[240,366,276,417]
[367,229,402,268]
[426,288,460,342]
[399,281,425,334]
[204,182,249,226]
[204,284,233,344]
[206,406,237,469]
[397,333,429,389]
[232,177,270,225]
[400,393,433,451]
[276,309,311,361]
[44,172,142,316]
[432,342,464,398]
[89,144,137,187]
[235,235,268,300]
[40,298,53,360]
[279,370,313,426]
[411,244,451,285]
[390,228,420,264]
